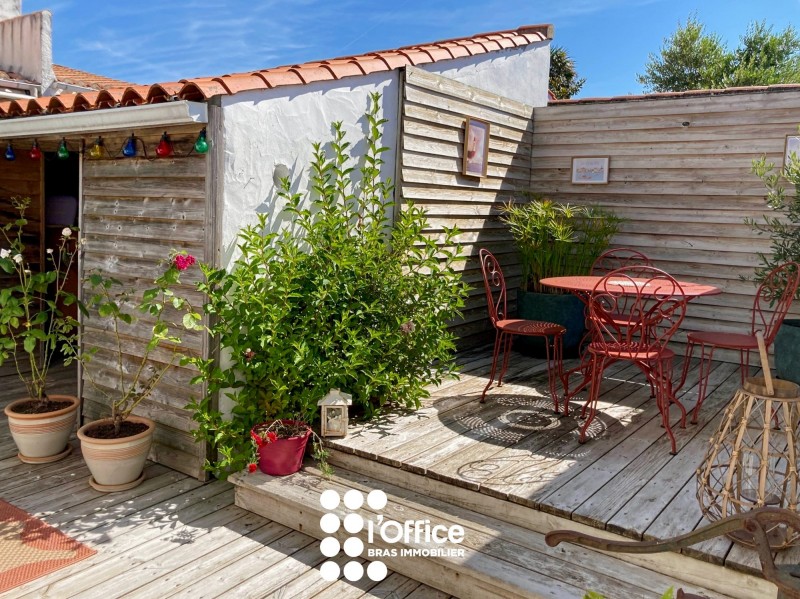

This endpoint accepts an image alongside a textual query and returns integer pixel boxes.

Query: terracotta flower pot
[77,415,155,492]
[4,395,80,463]
[253,420,311,476]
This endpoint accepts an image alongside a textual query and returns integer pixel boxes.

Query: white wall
[219,72,400,260]
[423,41,551,107]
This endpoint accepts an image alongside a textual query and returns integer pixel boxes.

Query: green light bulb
[57,138,69,160]
[193,128,208,154]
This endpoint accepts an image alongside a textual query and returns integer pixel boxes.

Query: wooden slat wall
[81,126,209,479]
[399,67,536,346]
[531,89,800,357]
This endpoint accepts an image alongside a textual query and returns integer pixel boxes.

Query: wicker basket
[696,331,800,550]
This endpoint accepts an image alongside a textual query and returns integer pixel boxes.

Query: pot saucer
[18,444,72,464]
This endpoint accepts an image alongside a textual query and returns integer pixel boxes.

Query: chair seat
[686,330,757,350]
[588,342,675,362]
[496,319,565,336]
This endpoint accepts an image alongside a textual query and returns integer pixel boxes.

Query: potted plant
[0,196,81,463]
[186,93,468,479]
[749,149,800,383]
[248,419,330,476]
[500,197,622,356]
[76,252,201,491]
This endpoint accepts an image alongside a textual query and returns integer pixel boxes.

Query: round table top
[539,275,722,297]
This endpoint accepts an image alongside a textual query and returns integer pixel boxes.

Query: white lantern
[317,389,352,437]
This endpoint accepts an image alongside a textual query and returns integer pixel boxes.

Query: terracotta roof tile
[0,24,552,120]
[28,96,50,115]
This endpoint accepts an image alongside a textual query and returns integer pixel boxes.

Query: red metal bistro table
[539,275,721,409]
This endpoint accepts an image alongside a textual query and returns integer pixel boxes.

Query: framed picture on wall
[571,156,609,184]
[462,117,490,178]
[785,135,800,167]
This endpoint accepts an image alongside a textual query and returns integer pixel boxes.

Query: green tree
[638,16,800,92]
[549,45,585,99]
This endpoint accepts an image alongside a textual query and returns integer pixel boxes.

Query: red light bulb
[29,141,41,160]
[156,132,173,158]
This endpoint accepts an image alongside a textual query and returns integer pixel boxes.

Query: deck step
[230,465,739,599]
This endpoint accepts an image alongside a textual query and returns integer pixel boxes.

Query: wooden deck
[326,345,797,585]
[0,367,450,598]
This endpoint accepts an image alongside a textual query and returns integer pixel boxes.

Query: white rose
[46,248,54,255]
[62,227,72,238]
[0,249,9,259]
[13,254,23,264]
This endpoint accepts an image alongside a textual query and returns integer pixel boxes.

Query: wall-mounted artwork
[462,117,490,178]
[571,157,609,184]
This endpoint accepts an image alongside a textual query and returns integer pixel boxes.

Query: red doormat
[0,499,95,592]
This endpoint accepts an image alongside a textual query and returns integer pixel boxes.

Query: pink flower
[266,431,278,444]
[173,254,196,271]
[248,463,258,473]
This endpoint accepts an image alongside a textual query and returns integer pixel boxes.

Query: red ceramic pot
[254,420,311,476]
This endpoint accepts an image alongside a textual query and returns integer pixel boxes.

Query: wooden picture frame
[462,117,490,177]
[571,156,609,184]
[784,135,800,168]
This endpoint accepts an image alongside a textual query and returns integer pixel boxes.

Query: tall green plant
[748,149,800,296]
[500,198,622,294]
[188,93,468,477]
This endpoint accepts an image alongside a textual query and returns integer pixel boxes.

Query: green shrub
[187,93,468,477]
[500,197,622,294]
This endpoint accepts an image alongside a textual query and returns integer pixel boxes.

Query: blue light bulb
[122,134,137,157]
[4,142,15,161]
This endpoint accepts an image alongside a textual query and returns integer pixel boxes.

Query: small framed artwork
[571,156,609,185]
[784,135,800,167]
[462,116,490,178]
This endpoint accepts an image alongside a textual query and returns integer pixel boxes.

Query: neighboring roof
[52,64,133,90]
[0,24,552,119]
[550,83,800,105]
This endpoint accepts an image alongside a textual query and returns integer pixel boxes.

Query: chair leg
[579,354,605,443]
[692,343,716,424]
[676,340,696,394]
[497,333,514,387]
[481,331,504,403]
[655,360,679,455]
[546,333,564,414]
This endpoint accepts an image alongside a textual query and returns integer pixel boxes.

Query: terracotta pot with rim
[4,395,80,463]
[77,415,155,492]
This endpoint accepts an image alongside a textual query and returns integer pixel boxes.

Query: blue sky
[23,0,800,98]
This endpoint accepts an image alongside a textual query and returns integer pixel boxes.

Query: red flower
[250,430,263,446]
[173,254,196,271]
[266,431,278,444]
[248,463,257,473]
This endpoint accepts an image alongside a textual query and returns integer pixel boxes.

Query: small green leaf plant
[500,197,623,294]
[186,92,469,478]
[748,140,800,297]
[0,196,81,410]
[76,251,202,436]
[584,587,673,599]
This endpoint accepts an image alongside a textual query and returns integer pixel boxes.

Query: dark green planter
[516,290,585,358]
[775,319,800,384]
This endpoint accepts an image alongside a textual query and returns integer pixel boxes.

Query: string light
[122,133,139,157]
[88,137,105,159]
[155,131,173,158]
[193,128,208,154]
[57,137,70,160]
[29,140,41,160]
[5,142,15,161]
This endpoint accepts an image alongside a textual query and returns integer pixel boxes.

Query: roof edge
[551,83,800,105]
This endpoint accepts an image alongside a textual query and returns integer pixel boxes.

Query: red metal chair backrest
[589,265,687,358]
[750,261,800,344]
[591,248,653,276]
[479,249,508,327]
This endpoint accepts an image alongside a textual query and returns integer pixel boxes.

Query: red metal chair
[679,261,800,423]
[582,266,688,454]
[591,248,653,276]
[478,249,565,411]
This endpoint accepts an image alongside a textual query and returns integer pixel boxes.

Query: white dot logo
[317,487,386,583]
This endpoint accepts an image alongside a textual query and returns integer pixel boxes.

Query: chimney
[0,8,55,95]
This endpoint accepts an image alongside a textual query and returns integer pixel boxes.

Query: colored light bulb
[5,142,15,161]
[122,134,137,157]
[29,140,41,160]
[193,128,208,154]
[156,132,173,157]
[57,138,70,160]
[89,137,104,159]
